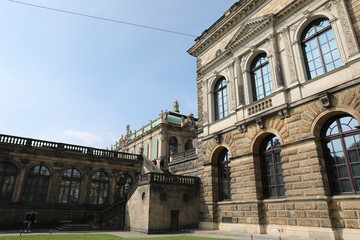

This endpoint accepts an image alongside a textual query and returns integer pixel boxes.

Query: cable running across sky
[8,0,198,38]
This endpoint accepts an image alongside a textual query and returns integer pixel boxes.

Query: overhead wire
[8,0,360,73]
[8,0,198,38]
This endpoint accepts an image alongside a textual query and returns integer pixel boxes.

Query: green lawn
[0,235,231,240]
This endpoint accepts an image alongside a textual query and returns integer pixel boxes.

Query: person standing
[25,211,36,233]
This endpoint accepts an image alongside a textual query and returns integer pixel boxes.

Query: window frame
[301,18,342,80]
[250,52,273,101]
[321,115,360,195]
[23,165,51,204]
[260,135,285,199]
[58,168,82,205]
[169,137,178,155]
[218,149,231,201]
[0,162,18,202]
[214,77,229,121]
[89,171,109,205]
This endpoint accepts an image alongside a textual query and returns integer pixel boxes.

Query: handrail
[139,172,199,186]
[143,156,163,173]
[0,134,142,161]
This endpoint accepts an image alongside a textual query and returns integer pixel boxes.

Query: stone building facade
[0,134,143,229]
[115,101,197,170]
[171,0,360,240]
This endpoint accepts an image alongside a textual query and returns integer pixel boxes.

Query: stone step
[56,224,93,231]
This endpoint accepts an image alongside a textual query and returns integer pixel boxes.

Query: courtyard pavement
[0,229,316,240]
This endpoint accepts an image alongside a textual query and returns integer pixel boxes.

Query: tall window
[251,53,273,101]
[144,143,149,159]
[260,135,284,198]
[185,139,194,151]
[89,171,109,205]
[322,115,360,195]
[116,174,133,201]
[58,168,81,204]
[218,149,231,201]
[23,165,51,204]
[169,137,178,155]
[0,162,17,202]
[151,139,159,160]
[302,18,341,79]
[214,77,229,120]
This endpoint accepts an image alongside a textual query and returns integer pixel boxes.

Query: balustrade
[0,134,142,161]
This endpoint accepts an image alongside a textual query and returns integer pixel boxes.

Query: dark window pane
[341,179,352,192]
[338,165,349,178]
[355,178,360,192]
[348,150,360,163]
[351,163,360,177]
[278,186,285,196]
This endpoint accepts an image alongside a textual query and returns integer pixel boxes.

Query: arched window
[115,174,133,201]
[89,171,109,205]
[23,165,51,204]
[58,168,81,204]
[301,18,341,79]
[251,53,273,101]
[260,135,284,198]
[0,162,17,202]
[218,149,231,201]
[169,137,178,155]
[214,77,229,121]
[322,115,360,195]
[185,140,194,151]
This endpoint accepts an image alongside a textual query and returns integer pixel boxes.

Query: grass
[0,235,232,240]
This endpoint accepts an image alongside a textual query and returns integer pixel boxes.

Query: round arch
[311,108,360,138]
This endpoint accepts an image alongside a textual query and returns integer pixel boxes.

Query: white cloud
[64,130,103,146]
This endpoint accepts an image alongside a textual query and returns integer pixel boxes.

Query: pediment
[226,14,273,50]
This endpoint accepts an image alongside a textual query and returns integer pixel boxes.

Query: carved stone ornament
[214,134,221,144]
[278,108,290,120]
[333,0,359,56]
[303,10,313,19]
[319,92,332,108]
[256,117,264,129]
[237,124,247,133]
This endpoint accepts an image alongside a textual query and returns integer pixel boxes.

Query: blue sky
[0,0,235,149]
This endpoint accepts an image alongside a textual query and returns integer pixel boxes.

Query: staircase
[57,157,160,231]
[56,224,93,231]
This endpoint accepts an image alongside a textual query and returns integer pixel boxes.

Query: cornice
[198,15,273,76]
[226,14,273,51]
[188,0,267,57]
[275,0,314,22]
[198,51,233,76]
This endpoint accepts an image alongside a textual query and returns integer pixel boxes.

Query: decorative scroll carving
[333,0,359,56]
[278,108,290,119]
[228,60,236,111]
[319,92,332,108]
[256,117,264,129]
[236,124,247,133]
[281,27,297,83]
[214,134,221,144]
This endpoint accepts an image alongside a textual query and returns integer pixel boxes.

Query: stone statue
[173,100,179,113]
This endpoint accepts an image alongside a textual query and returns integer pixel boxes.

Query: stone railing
[142,156,163,173]
[247,98,272,116]
[0,134,142,161]
[171,148,197,162]
[138,172,199,186]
